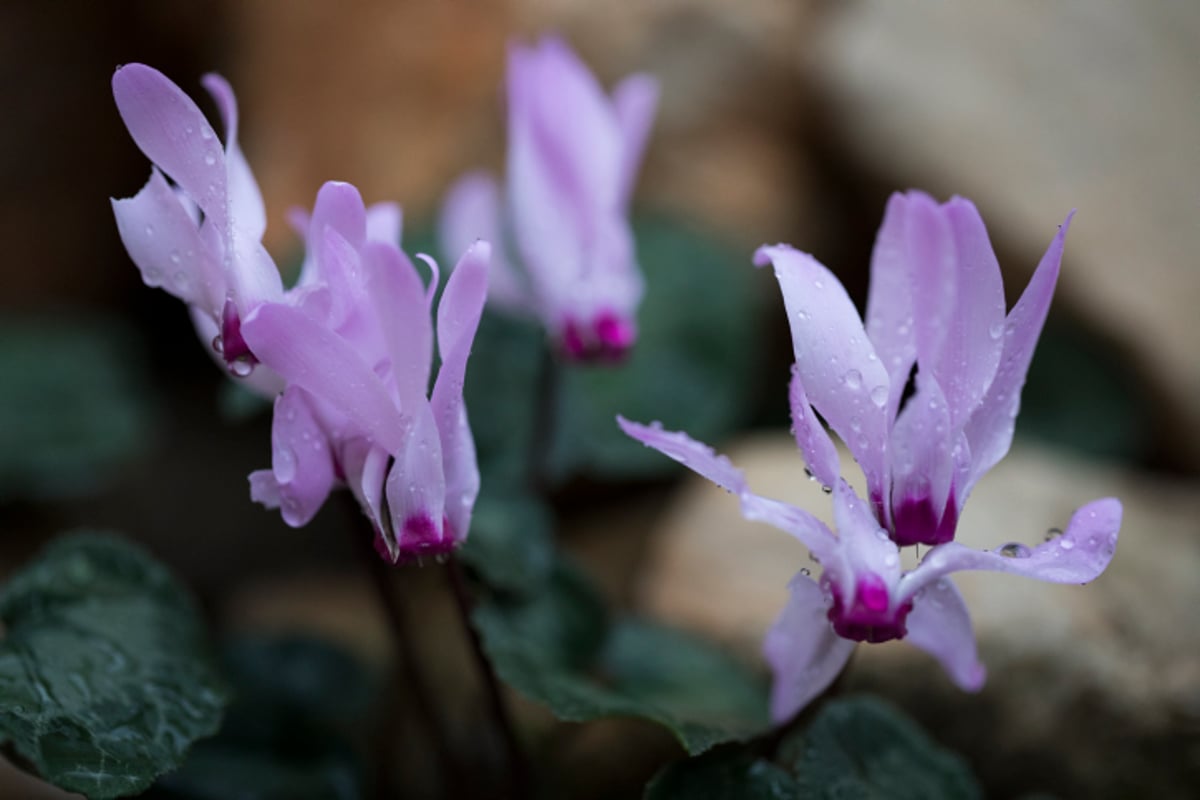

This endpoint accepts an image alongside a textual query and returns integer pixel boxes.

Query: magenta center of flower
[826,573,913,644]
[890,485,958,547]
[394,513,458,564]
[560,311,635,363]
[220,298,258,374]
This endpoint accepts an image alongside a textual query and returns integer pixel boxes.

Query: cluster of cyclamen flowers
[112,38,1120,722]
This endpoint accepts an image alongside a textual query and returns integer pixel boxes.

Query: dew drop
[796,310,810,321]
[883,554,898,568]
[169,249,182,265]
[804,466,816,481]
[144,223,155,238]
[843,369,863,390]
[813,279,825,290]
[870,386,888,408]
[821,485,833,495]
[200,126,213,140]
[800,567,812,577]
[1044,527,1063,542]
[211,335,224,354]
[998,542,1032,558]
[989,321,1004,339]
[1060,538,1075,551]
[204,153,216,166]
[229,358,255,378]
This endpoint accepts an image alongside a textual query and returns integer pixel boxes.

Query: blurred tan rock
[224,0,825,256]
[638,431,1200,797]
[811,1,1200,466]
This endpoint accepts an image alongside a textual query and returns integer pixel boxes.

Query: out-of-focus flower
[618,417,1121,722]
[755,192,1075,546]
[242,182,491,563]
[440,36,658,362]
[111,64,285,393]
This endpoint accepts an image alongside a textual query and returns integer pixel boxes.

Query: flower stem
[345,499,461,797]
[526,345,561,494]
[445,554,531,797]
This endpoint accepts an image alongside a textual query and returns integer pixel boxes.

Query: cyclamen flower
[440,36,658,361]
[756,192,1076,546]
[111,64,284,391]
[241,181,490,563]
[618,417,1121,722]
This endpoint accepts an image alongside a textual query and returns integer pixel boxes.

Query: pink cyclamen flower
[241,181,490,563]
[439,36,658,362]
[618,417,1121,722]
[111,63,285,392]
[756,192,1075,546]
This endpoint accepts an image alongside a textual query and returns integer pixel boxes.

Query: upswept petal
[111,168,222,310]
[240,302,408,453]
[362,241,432,411]
[309,181,368,250]
[439,172,529,313]
[616,417,746,493]
[739,494,838,563]
[904,193,957,383]
[964,213,1074,487]
[430,242,490,539]
[753,245,890,497]
[827,480,902,595]
[899,497,1121,601]
[507,91,583,311]
[257,386,336,527]
[341,437,391,546]
[611,73,659,208]
[617,417,838,559]
[522,37,622,217]
[112,64,228,227]
[365,202,403,245]
[888,372,955,542]
[788,365,840,489]
[763,573,857,723]
[200,73,266,240]
[385,403,448,555]
[864,192,917,422]
[905,578,986,691]
[929,197,1006,428]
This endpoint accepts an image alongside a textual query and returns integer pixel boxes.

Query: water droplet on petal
[204,152,216,166]
[814,279,825,290]
[144,224,155,238]
[1044,527,1063,542]
[796,310,809,321]
[821,485,833,495]
[800,567,812,577]
[169,249,182,265]
[229,358,255,378]
[998,542,1032,558]
[989,321,1005,339]
[870,386,888,408]
[843,369,863,390]
[1060,538,1076,551]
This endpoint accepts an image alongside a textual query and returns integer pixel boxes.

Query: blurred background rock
[0,0,1195,797]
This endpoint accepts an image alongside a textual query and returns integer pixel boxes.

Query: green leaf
[1020,320,1150,463]
[781,696,981,800]
[0,316,159,501]
[645,745,799,800]
[151,635,372,800]
[0,532,227,799]
[474,560,769,754]
[458,487,556,598]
